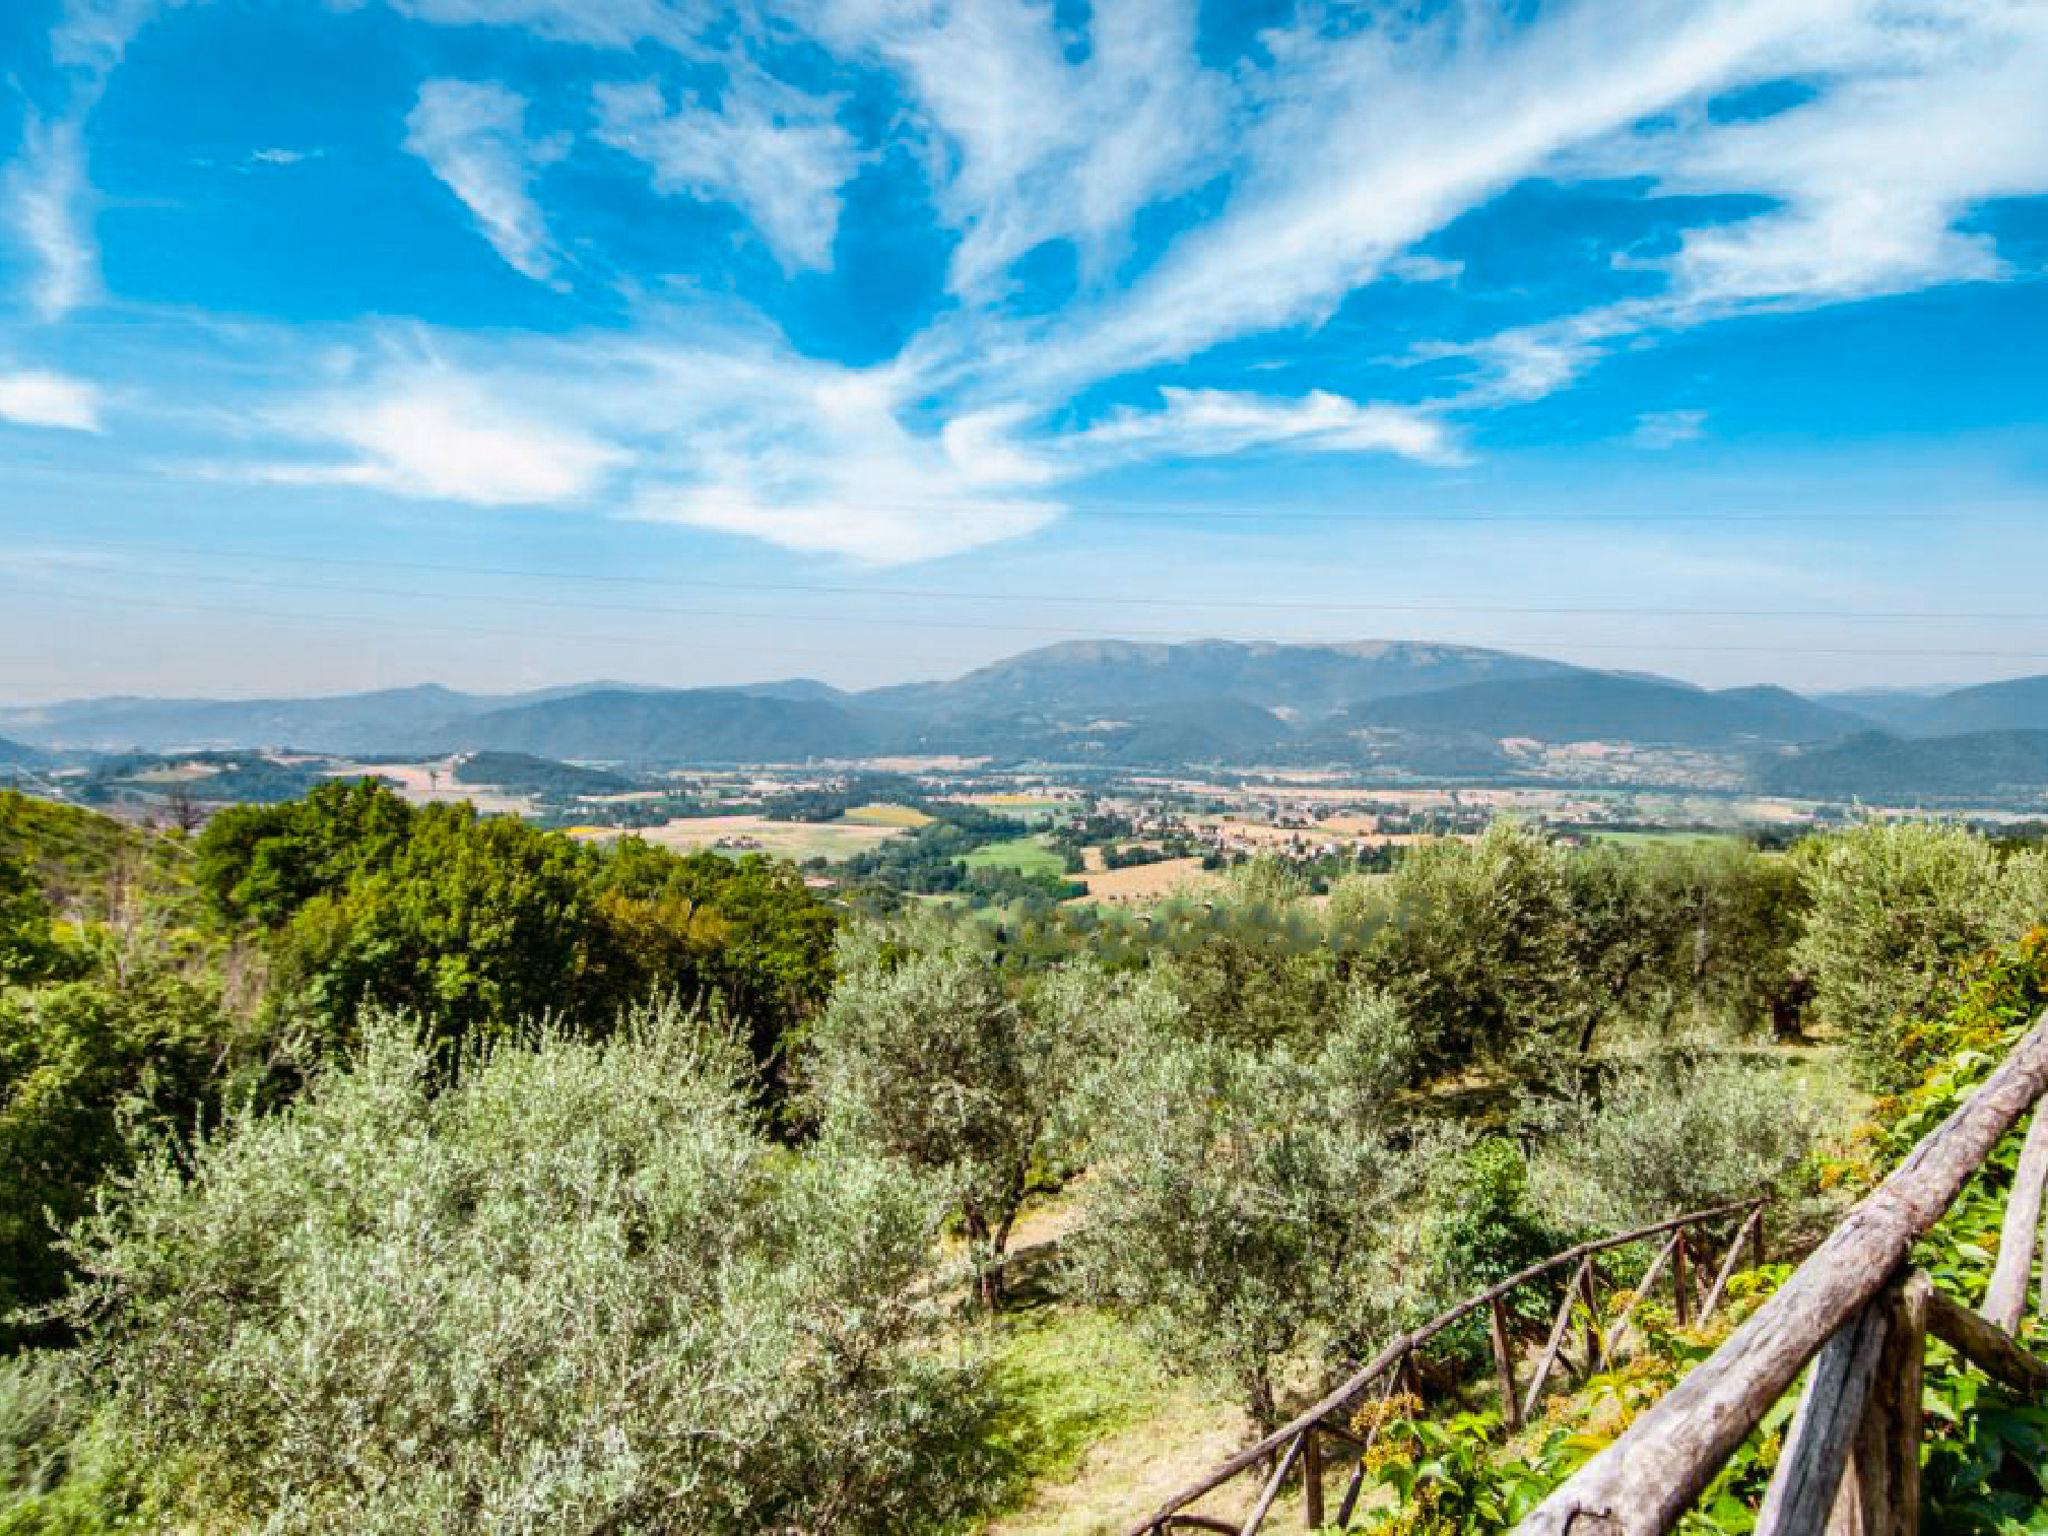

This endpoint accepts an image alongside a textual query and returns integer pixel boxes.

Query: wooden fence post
[1672,1230,1692,1327]
[1580,1263,1605,1377]
[1985,1107,2048,1333]
[1753,1292,1893,1536]
[1848,1272,1929,1536]
[1302,1427,1324,1531]
[1490,1296,1522,1430]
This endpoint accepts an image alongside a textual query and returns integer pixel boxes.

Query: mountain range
[7,639,2048,802]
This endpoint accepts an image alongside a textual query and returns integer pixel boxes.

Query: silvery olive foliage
[1529,1053,1827,1233]
[54,1001,996,1534]
[806,914,1179,1299]
[1066,986,1450,1433]
[1794,821,2048,1085]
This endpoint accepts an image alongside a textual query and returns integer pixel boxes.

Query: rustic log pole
[1848,1273,1929,1536]
[1240,1429,1305,1536]
[1926,1288,2048,1391]
[1753,1206,1768,1269]
[1671,1229,1692,1327]
[1701,1208,1764,1323]
[1579,1263,1605,1379]
[1516,1007,2048,1536]
[1753,1294,1891,1536]
[1302,1428,1325,1531]
[1127,1201,1760,1536]
[1491,1295,1523,1429]
[1524,1259,1590,1422]
[1604,1232,1682,1370]
[1986,1107,2048,1333]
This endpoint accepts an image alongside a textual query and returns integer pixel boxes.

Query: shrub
[1530,1054,1827,1234]
[1067,989,1447,1434]
[53,1004,996,1534]
[806,916,1173,1302]
[1794,821,2039,1086]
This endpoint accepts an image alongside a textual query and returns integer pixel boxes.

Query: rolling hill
[9,642,2048,797]
[439,689,884,764]
[1343,674,1863,747]
[1880,674,2048,737]
[1761,730,2048,804]
[864,639,1584,720]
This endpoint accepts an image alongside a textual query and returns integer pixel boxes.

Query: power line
[21,579,2048,666]
[21,537,2048,625]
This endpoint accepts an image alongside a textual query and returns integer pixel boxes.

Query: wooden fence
[1124,1197,1768,1535]
[1519,1006,2048,1536]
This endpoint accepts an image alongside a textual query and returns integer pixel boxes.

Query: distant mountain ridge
[9,644,2048,798]
[864,638,1579,719]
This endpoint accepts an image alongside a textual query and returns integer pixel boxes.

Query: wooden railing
[1519,1007,2048,1536]
[1124,1198,1768,1535]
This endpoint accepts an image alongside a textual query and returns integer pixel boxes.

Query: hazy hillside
[440,689,884,763]
[0,737,50,768]
[865,639,1584,719]
[1886,674,2048,737]
[1760,729,2048,803]
[0,685,499,754]
[1346,674,1862,747]
[12,643,2048,792]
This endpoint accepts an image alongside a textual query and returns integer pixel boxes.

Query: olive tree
[807,916,1174,1303]
[1360,821,1583,1075]
[1794,822,2039,1085]
[55,1003,995,1534]
[1530,1053,1830,1233]
[1067,987,1446,1435]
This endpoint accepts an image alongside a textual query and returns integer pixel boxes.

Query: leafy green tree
[1068,989,1442,1434]
[806,917,1160,1303]
[0,973,227,1342]
[1794,821,2038,1085]
[194,778,414,927]
[1,851,63,988]
[54,1005,995,1534]
[266,806,597,1052]
[1361,821,1583,1074]
[1530,1053,1830,1232]
[1564,839,1806,1052]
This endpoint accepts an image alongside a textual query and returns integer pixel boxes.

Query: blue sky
[2,0,2046,701]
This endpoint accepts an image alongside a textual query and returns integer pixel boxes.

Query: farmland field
[840,802,936,827]
[961,834,1068,877]
[1078,856,1221,905]
[576,814,905,862]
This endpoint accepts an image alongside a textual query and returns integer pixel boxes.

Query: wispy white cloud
[813,0,1227,297]
[405,80,567,283]
[1436,1,2048,406]
[595,72,858,274]
[1631,409,1706,449]
[1002,0,1854,397]
[249,368,627,505]
[0,369,103,431]
[1070,388,1464,467]
[382,0,700,51]
[7,116,98,321]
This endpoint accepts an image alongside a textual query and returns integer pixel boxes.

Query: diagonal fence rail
[1125,1197,1768,1535]
[1519,1006,2048,1536]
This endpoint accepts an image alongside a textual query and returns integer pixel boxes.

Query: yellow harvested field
[840,802,935,827]
[1078,857,1223,905]
[577,814,906,862]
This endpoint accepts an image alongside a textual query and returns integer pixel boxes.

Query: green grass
[946,1304,1177,1533]
[961,835,1067,878]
